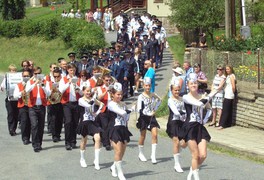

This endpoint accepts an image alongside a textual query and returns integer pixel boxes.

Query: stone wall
[234,90,264,130]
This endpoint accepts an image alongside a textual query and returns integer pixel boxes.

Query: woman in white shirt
[218,65,236,130]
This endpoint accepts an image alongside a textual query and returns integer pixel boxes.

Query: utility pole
[225,0,230,38]
[230,0,236,37]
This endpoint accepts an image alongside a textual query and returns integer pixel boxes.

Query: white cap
[113,82,122,91]
[171,79,180,87]
[188,73,198,82]
[172,67,184,75]
[143,77,151,85]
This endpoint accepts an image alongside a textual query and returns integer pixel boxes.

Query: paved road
[0,32,264,180]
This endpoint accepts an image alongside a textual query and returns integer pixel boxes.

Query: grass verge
[156,35,185,117]
[0,36,71,74]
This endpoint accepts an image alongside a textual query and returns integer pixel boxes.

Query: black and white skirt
[77,120,103,137]
[136,114,160,131]
[109,126,133,144]
[166,120,184,138]
[179,122,211,143]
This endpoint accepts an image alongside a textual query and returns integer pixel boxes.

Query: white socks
[192,169,200,180]
[94,149,100,170]
[187,167,200,180]
[173,153,183,173]
[80,150,87,168]
[151,144,157,164]
[115,161,126,180]
[110,162,117,177]
[138,145,147,162]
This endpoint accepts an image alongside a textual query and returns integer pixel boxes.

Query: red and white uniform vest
[60,76,81,104]
[97,85,111,113]
[26,79,49,107]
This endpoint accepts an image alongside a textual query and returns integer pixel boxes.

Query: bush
[0,20,23,38]
[213,34,264,52]
[0,17,106,51]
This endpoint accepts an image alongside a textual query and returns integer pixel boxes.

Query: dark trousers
[29,105,46,148]
[98,111,111,147]
[219,98,234,128]
[5,98,19,133]
[120,80,128,98]
[19,106,31,141]
[50,103,63,139]
[128,76,135,96]
[63,102,79,146]
[47,105,51,133]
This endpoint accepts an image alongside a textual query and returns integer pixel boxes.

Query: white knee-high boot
[80,150,87,168]
[94,149,100,170]
[138,145,147,162]
[173,153,183,173]
[192,169,200,180]
[110,162,117,177]
[187,167,192,180]
[116,161,126,180]
[151,143,157,164]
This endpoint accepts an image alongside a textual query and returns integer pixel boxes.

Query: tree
[247,0,264,23]
[169,0,225,46]
[0,0,25,20]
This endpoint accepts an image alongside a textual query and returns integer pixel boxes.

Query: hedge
[0,17,106,53]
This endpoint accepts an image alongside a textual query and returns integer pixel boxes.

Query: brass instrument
[48,82,62,104]
[96,65,116,86]
[22,81,29,106]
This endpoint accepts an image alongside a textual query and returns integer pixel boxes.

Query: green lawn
[0,36,71,74]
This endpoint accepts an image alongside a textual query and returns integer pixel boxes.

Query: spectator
[218,65,236,130]
[143,60,155,93]
[75,9,82,19]
[61,9,68,18]
[68,9,75,18]
[182,61,194,94]
[209,64,226,127]
[85,9,94,23]
[108,8,114,31]
[193,63,208,94]
[103,8,110,33]
[170,67,185,97]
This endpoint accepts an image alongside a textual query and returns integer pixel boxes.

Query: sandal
[217,126,224,130]
[208,122,216,127]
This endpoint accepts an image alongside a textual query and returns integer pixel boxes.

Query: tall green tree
[0,0,25,20]
[169,0,225,46]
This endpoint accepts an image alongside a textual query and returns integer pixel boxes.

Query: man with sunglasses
[48,68,63,143]
[96,74,112,150]
[26,67,51,152]
[13,70,32,145]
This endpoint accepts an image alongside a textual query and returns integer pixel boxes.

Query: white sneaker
[138,153,147,162]
[80,159,87,168]
[134,90,138,94]
[94,160,100,170]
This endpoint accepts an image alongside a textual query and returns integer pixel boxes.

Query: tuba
[48,82,62,104]
[95,66,116,86]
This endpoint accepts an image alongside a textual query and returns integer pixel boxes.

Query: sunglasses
[34,72,41,75]
[217,68,223,71]
[54,76,60,78]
